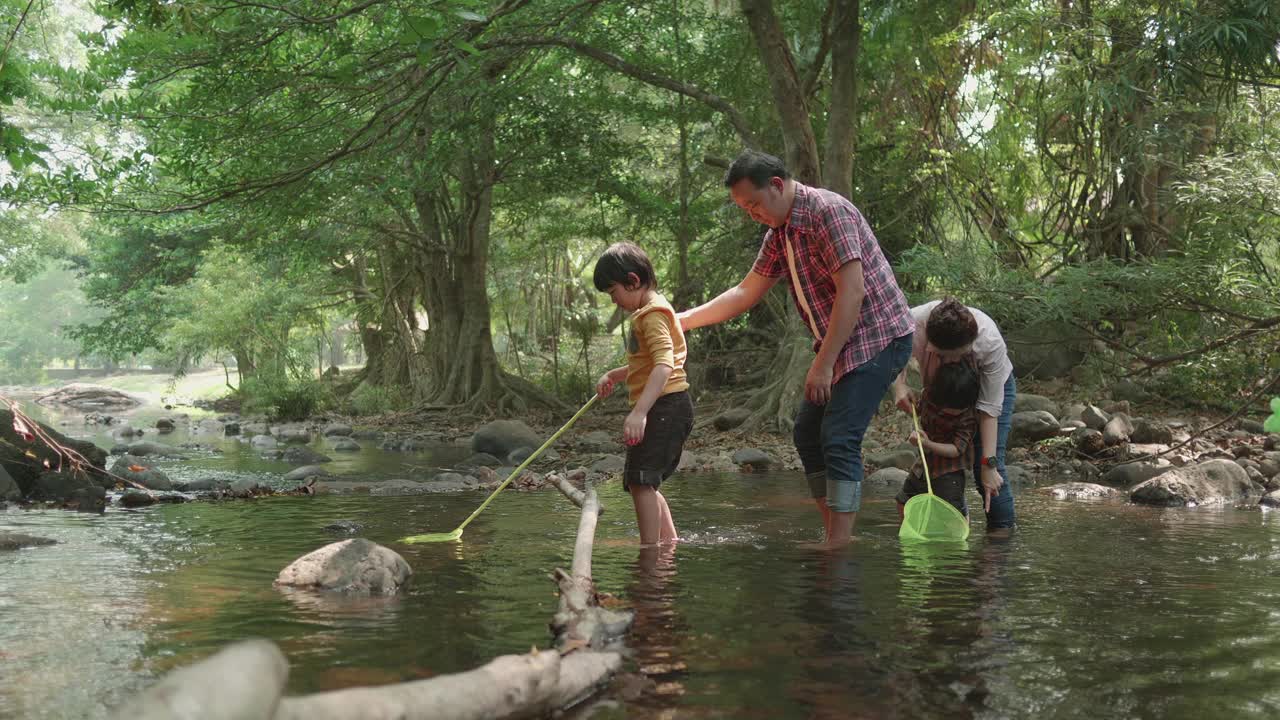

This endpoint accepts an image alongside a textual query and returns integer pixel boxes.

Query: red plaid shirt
[751,183,914,382]
[914,396,977,479]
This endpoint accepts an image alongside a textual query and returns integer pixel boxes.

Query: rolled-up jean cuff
[805,471,827,499]
[826,479,861,513]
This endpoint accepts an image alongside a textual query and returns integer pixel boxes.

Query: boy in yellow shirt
[593,242,694,545]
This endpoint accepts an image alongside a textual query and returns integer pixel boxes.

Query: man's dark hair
[925,298,979,351]
[723,149,790,189]
[593,242,657,292]
[930,361,980,410]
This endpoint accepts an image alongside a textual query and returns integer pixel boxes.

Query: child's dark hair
[593,242,657,292]
[723,149,790,189]
[926,298,979,351]
[930,361,980,410]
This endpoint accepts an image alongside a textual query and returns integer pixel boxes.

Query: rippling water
[5,399,1280,718]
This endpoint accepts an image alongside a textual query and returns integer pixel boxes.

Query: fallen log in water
[110,473,632,720]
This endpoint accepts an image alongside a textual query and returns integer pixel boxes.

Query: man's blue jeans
[793,334,913,512]
[969,373,1017,529]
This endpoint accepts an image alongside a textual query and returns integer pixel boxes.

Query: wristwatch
[980,455,998,468]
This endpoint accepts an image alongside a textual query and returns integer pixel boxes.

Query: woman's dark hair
[925,298,979,351]
[723,149,790,189]
[593,242,657,291]
[931,361,980,410]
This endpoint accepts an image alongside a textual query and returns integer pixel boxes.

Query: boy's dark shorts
[623,391,694,492]
[895,469,967,514]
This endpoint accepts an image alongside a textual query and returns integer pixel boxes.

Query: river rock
[322,423,353,437]
[1130,418,1174,445]
[121,489,157,507]
[28,471,106,512]
[275,538,412,594]
[107,639,288,720]
[126,441,187,458]
[590,455,626,473]
[281,446,331,465]
[0,532,57,550]
[472,420,540,459]
[1047,482,1124,500]
[250,434,277,450]
[1081,405,1110,431]
[507,446,534,464]
[109,455,174,490]
[1103,414,1134,446]
[283,465,332,483]
[1073,427,1105,456]
[275,425,312,444]
[323,520,364,534]
[1240,419,1266,434]
[865,448,917,473]
[174,478,224,492]
[713,407,752,431]
[331,439,361,452]
[1102,461,1173,488]
[0,465,20,501]
[462,452,503,468]
[866,467,909,489]
[1014,393,1060,417]
[1010,411,1061,445]
[1130,459,1255,506]
[428,472,479,492]
[1110,379,1148,403]
[36,383,141,409]
[732,448,774,469]
[1262,490,1280,508]
[155,418,175,433]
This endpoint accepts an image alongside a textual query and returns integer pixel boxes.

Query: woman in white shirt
[892,298,1017,530]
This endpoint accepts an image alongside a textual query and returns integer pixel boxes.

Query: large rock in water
[0,409,108,498]
[1130,459,1255,507]
[1046,482,1124,500]
[1010,411,1061,446]
[275,538,412,594]
[472,420,541,458]
[107,639,289,720]
[1014,393,1061,417]
[27,471,106,512]
[108,455,174,490]
[0,465,20,501]
[36,383,141,409]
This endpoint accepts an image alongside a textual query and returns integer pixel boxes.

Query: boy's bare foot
[796,536,857,551]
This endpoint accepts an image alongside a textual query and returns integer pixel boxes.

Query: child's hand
[596,372,616,398]
[624,410,647,446]
[909,429,930,446]
[894,384,917,413]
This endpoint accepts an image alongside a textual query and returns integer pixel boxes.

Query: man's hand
[675,310,691,333]
[804,359,834,405]
[894,383,916,413]
[624,410,648,446]
[980,465,1004,513]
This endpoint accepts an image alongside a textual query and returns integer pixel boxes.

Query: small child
[896,360,980,521]
[593,242,694,546]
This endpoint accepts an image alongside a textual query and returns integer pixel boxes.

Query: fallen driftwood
[110,472,631,720]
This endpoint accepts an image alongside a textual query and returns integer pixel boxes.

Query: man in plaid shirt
[679,150,914,548]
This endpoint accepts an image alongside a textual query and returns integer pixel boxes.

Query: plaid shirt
[914,396,977,479]
[751,183,914,383]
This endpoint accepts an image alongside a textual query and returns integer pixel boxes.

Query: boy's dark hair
[926,298,979,350]
[593,242,657,292]
[723,149,790,189]
[930,361,980,410]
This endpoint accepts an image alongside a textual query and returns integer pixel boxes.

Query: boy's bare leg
[814,499,833,538]
[655,491,678,543]
[630,485,663,545]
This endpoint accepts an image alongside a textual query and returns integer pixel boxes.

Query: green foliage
[239,375,330,421]
[347,382,411,416]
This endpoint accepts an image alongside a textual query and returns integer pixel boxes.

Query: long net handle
[909,402,934,496]
[456,394,600,533]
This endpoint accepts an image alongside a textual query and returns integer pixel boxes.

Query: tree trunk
[739,0,821,185]
[821,0,859,198]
